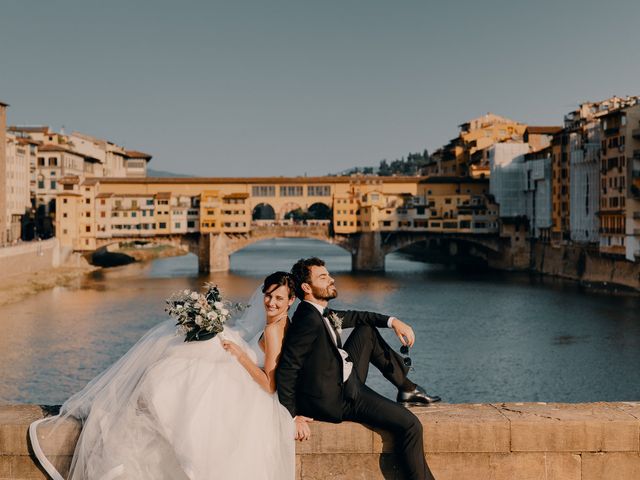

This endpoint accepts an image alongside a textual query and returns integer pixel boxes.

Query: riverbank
[530,243,640,293]
[0,242,188,307]
[401,241,640,295]
[0,264,98,307]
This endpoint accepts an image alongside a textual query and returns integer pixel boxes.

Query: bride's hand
[221,339,244,360]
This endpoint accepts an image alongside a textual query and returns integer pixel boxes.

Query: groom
[276,257,439,480]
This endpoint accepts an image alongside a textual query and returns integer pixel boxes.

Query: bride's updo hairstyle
[262,271,296,299]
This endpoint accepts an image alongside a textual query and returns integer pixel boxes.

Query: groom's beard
[311,283,338,301]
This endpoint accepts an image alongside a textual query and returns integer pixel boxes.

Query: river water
[1,238,639,405]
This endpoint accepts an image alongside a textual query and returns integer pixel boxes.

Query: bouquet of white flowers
[165,283,245,342]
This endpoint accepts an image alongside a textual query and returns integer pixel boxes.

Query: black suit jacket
[276,301,390,422]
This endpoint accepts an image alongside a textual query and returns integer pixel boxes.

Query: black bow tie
[322,307,332,318]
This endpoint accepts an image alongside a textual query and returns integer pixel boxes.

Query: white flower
[213,301,224,310]
[220,308,229,316]
[195,315,204,326]
[207,311,218,320]
[183,289,190,295]
[190,292,199,300]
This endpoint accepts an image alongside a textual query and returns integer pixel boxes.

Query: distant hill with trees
[335,150,430,176]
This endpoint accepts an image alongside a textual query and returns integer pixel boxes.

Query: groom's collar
[304,300,326,316]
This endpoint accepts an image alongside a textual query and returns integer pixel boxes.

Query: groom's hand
[390,317,415,347]
[294,416,313,441]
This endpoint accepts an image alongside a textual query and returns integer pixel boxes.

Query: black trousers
[342,325,435,480]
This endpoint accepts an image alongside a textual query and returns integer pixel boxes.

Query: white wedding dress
[30,290,295,480]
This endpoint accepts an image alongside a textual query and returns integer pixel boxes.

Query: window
[63,213,68,218]
[37,157,45,166]
[251,185,276,197]
[187,221,195,228]
[85,226,91,232]
[85,198,90,204]
[175,222,181,229]
[280,185,303,197]
[50,180,57,189]
[146,199,154,206]
[48,157,58,166]
[132,212,137,218]
[308,185,331,196]
[159,222,167,229]
[101,211,106,218]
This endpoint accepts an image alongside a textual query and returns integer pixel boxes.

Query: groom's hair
[291,257,325,300]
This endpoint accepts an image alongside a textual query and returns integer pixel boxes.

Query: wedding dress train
[30,317,295,480]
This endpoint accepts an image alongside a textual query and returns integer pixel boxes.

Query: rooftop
[125,150,152,160]
[90,175,425,185]
[420,176,489,184]
[526,126,563,135]
[8,125,49,133]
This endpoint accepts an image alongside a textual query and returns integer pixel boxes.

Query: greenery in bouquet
[165,283,245,342]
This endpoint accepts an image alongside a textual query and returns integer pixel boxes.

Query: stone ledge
[1,402,639,479]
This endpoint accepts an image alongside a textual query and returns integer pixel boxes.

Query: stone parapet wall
[531,243,640,292]
[0,239,60,279]
[1,402,639,479]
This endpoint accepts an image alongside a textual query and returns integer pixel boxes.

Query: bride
[30,272,297,480]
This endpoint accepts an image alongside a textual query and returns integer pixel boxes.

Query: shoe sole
[398,400,441,407]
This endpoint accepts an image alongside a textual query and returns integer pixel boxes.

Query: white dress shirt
[304,300,395,382]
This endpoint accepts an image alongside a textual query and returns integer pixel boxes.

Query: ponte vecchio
[56,175,501,272]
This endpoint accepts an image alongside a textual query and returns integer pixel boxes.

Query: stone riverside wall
[2,403,640,479]
[530,243,640,292]
[0,240,61,279]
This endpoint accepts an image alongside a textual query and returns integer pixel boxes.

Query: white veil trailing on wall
[29,286,272,480]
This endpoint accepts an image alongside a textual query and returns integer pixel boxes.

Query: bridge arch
[199,225,353,272]
[307,202,332,220]
[279,202,304,221]
[252,203,276,221]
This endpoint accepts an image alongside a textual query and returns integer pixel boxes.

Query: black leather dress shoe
[397,385,441,405]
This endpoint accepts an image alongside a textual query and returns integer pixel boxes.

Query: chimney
[0,101,8,245]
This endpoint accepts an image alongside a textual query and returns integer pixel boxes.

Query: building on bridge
[55,175,501,271]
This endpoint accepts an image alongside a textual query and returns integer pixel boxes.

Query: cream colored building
[4,134,34,242]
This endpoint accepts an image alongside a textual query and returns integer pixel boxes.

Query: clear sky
[2,0,639,176]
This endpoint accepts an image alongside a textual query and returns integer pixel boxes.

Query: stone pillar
[351,231,385,272]
[198,233,231,273]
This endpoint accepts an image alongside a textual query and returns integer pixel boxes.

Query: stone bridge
[96,225,505,273]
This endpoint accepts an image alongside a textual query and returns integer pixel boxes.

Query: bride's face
[263,284,293,321]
